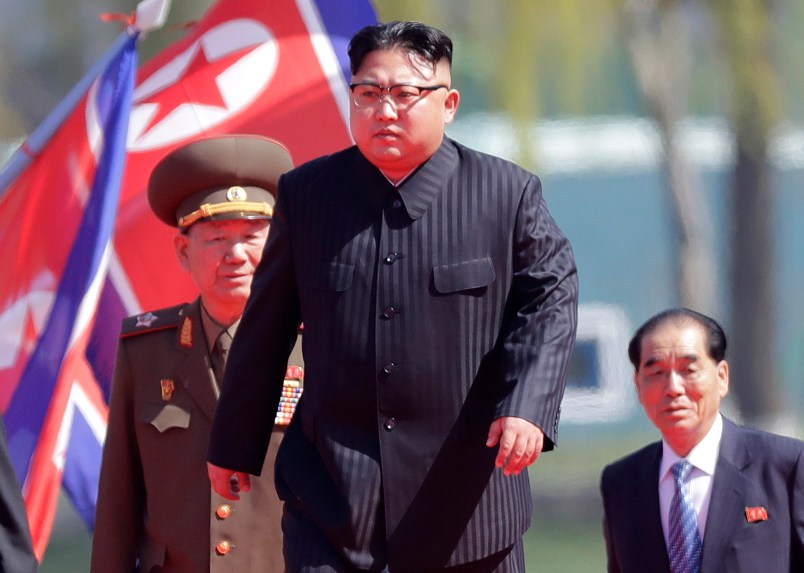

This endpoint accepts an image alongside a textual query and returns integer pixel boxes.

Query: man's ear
[443,88,460,124]
[633,371,644,405]
[174,232,191,272]
[717,360,729,398]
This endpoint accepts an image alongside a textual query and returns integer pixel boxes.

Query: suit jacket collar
[637,442,674,572]
[700,417,752,570]
[173,298,219,420]
[397,138,458,220]
[351,138,458,221]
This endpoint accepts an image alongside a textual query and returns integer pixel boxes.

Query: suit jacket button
[383,363,396,374]
[384,417,397,431]
[215,540,232,555]
[382,306,397,319]
[216,504,232,519]
[392,199,402,209]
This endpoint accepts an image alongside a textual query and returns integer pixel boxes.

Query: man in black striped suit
[208,20,579,573]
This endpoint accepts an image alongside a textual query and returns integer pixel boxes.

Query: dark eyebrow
[641,353,700,369]
[642,357,662,369]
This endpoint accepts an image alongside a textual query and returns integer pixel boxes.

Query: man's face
[174,218,269,317]
[349,48,460,181]
[635,322,729,455]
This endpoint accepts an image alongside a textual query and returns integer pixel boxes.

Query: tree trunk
[711,0,781,426]
[625,0,717,314]
[729,141,778,424]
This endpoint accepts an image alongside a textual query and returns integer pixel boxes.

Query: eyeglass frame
[348,82,450,110]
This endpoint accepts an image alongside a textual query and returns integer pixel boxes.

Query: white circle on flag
[127,19,279,152]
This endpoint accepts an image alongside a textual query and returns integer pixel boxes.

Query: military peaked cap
[148,135,294,230]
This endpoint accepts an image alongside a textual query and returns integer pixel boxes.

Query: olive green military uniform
[90,135,298,572]
[91,299,289,572]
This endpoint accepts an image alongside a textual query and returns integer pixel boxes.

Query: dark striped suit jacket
[209,137,579,571]
[601,417,804,573]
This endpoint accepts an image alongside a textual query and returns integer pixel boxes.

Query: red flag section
[0,109,93,410]
[116,0,366,311]
[0,0,376,558]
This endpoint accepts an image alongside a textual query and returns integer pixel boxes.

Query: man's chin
[658,412,697,432]
[216,285,251,305]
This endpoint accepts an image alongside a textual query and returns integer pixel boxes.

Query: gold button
[216,504,232,519]
[215,540,232,555]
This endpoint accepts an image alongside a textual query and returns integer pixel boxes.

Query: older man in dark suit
[208,21,579,573]
[601,308,804,573]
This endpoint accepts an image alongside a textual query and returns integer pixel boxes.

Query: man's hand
[207,462,252,500]
[486,416,544,476]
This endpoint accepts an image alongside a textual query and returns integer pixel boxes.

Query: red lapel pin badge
[161,379,175,401]
[745,506,768,523]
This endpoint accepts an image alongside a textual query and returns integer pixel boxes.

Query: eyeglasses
[349,83,449,110]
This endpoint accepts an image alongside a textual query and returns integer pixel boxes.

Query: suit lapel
[635,444,673,572]
[174,299,219,420]
[700,418,749,570]
[397,139,458,220]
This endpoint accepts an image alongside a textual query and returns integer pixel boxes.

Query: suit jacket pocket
[139,402,191,433]
[433,257,496,293]
[309,261,355,292]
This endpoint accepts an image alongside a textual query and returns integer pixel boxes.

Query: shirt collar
[351,138,458,220]
[660,412,723,481]
[199,300,240,350]
[382,169,416,187]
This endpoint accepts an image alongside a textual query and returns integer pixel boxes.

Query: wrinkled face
[349,47,460,182]
[635,322,729,454]
[174,218,269,315]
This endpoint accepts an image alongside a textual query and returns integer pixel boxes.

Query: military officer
[91,135,299,573]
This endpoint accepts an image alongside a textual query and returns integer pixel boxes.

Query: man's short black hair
[627,308,728,370]
[348,21,453,75]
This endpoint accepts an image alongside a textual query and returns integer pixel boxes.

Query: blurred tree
[137,0,216,63]
[711,0,782,427]
[0,0,213,139]
[0,0,125,138]
[495,0,541,168]
[623,0,717,315]
[0,52,26,137]
[373,0,435,23]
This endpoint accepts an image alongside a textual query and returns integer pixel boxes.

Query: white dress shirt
[658,412,724,546]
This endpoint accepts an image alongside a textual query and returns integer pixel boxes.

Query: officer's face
[174,218,269,319]
[349,48,460,182]
[634,322,729,456]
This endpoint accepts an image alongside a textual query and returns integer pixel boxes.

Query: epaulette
[120,303,187,339]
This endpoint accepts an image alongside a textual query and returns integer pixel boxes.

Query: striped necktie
[668,460,702,573]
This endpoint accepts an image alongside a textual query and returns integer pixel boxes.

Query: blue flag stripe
[313,0,378,81]
[4,32,139,484]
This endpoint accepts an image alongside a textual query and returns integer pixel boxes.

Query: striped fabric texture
[210,137,579,570]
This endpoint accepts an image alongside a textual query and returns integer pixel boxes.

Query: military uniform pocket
[139,402,191,433]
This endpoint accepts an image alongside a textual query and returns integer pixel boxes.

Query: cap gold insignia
[226,186,247,202]
[180,316,193,348]
[160,379,175,401]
